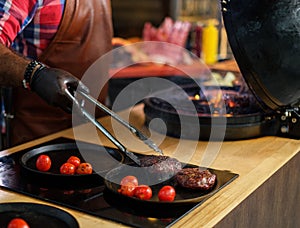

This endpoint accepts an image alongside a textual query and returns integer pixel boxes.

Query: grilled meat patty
[139,155,182,180]
[175,168,216,190]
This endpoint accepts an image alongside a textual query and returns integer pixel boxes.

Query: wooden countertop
[0,104,299,227]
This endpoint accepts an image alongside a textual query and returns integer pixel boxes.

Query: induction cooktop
[0,137,238,228]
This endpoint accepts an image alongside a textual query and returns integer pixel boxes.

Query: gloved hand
[30,67,89,113]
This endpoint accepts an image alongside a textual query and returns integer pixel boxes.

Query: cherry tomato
[120,175,138,187]
[134,185,152,200]
[76,162,93,174]
[7,218,30,228]
[78,188,92,194]
[36,154,51,172]
[60,163,76,175]
[66,156,81,168]
[118,183,136,197]
[63,190,75,195]
[158,185,176,202]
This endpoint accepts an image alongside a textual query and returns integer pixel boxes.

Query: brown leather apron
[11,0,113,146]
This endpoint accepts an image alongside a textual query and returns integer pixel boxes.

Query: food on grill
[146,87,262,117]
[60,163,76,175]
[158,185,176,202]
[36,154,52,172]
[76,162,93,174]
[139,155,182,180]
[175,168,216,190]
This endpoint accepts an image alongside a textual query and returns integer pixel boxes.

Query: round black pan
[104,164,219,205]
[103,163,238,218]
[20,142,124,188]
[0,202,79,228]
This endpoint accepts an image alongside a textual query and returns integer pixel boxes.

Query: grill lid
[221,0,300,111]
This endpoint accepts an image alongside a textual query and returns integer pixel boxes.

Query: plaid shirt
[0,0,65,59]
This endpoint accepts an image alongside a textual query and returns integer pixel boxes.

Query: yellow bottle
[202,20,219,64]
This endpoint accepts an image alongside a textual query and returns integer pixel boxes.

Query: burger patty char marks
[139,155,182,177]
[175,168,216,190]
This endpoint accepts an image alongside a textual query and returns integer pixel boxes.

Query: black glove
[30,67,89,113]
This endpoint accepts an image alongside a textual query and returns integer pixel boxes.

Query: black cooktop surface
[0,138,238,227]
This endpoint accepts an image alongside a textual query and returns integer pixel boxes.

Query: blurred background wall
[111,0,177,38]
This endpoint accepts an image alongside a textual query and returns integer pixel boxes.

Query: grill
[144,0,300,141]
[144,82,279,140]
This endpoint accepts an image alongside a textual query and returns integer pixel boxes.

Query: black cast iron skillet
[20,142,124,188]
[0,202,79,228]
[103,163,238,218]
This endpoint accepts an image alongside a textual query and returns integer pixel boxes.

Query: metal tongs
[65,88,163,166]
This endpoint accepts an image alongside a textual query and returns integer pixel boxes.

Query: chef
[0,0,113,146]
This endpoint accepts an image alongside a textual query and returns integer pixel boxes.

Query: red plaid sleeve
[0,0,64,58]
[0,0,38,46]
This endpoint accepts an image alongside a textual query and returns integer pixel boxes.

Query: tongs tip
[71,89,164,156]
[147,142,163,155]
[155,148,164,155]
